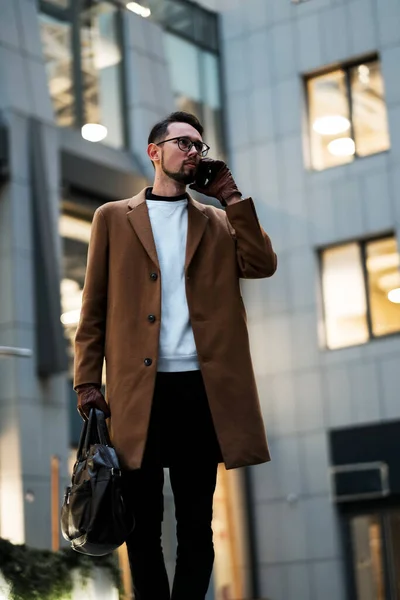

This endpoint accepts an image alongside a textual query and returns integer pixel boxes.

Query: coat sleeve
[73,208,109,389]
[225,197,277,279]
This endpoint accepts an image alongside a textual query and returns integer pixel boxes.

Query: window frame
[305,53,389,170]
[318,232,400,350]
[39,0,129,147]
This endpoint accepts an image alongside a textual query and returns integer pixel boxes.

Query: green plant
[0,538,122,600]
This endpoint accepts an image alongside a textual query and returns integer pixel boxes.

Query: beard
[161,154,197,185]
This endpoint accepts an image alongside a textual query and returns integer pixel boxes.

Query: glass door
[351,514,386,600]
[349,509,400,600]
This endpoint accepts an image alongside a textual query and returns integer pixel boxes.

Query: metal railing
[0,346,33,358]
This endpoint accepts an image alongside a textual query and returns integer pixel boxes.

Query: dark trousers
[122,371,222,600]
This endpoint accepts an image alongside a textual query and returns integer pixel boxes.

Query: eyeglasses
[156,136,210,157]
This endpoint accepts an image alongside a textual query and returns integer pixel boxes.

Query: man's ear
[147,143,160,163]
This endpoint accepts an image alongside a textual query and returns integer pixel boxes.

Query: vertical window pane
[308,70,354,170]
[322,244,369,349]
[351,515,385,600]
[350,61,390,157]
[165,33,203,118]
[39,14,74,127]
[201,51,225,159]
[59,214,91,379]
[80,2,124,148]
[366,237,400,337]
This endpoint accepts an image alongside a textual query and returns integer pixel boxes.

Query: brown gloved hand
[189,159,241,207]
[76,384,111,421]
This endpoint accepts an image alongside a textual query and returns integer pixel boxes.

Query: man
[74,111,277,600]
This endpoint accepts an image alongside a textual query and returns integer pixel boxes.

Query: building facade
[210,1,400,600]
[1,0,400,599]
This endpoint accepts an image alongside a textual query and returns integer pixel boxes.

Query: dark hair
[148,111,204,145]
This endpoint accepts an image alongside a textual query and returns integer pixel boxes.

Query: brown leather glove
[189,159,241,207]
[76,384,111,420]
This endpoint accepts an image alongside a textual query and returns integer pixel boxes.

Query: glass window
[39,13,74,127]
[308,70,352,171]
[322,243,369,349]
[165,33,225,159]
[40,1,125,147]
[366,238,400,337]
[80,2,124,148]
[165,34,202,117]
[350,61,390,158]
[321,236,400,350]
[307,59,390,170]
[149,0,219,52]
[201,51,224,159]
[59,214,91,378]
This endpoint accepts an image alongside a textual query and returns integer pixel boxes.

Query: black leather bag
[61,408,134,556]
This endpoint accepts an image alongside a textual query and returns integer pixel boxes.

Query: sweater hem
[157,355,200,372]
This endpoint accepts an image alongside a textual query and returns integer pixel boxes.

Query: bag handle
[94,408,112,446]
[76,409,112,460]
[76,417,89,461]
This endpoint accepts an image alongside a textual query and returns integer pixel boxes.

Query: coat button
[150,272,158,281]
[148,314,156,323]
[144,358,152,367]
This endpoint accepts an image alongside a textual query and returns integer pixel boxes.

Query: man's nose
[188,145,198,157]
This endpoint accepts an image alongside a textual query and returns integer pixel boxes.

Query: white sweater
[146,198,200,372]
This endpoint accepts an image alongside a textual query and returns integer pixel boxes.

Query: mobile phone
[194,160,218,188]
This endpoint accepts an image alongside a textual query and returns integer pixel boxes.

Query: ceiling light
[126,2,151,17]
[328,137,355,157]
[388,288,400,304]
[313,115,351,136]
[81,123,108,143]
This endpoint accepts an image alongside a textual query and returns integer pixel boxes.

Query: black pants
[122,371,222,600]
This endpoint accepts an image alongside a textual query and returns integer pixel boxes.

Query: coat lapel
[127,189,209,272]
[127,190,160,269]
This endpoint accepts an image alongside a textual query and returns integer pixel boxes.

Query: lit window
[321,236,400,349]
[307,58,390,171]
[39,13,74,127]
[59,213,91,378]
[39,1,125,148]
[366,238,400,337]
[80,2,125,148]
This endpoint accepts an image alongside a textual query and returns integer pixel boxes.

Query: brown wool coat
[74,189,277,470]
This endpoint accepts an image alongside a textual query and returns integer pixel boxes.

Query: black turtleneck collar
[146,188,188,202]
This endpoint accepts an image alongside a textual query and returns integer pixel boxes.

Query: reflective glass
[366,237,400,337]
[39,14,74,127]
[165,33,225,159]
[350,61,390,157]
[202,51,224,159]
[80,2,124,148]
[308,69,353,170]
[321,243,369,349]
[165,33,203,118]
